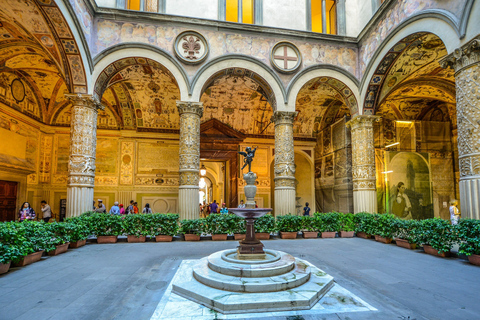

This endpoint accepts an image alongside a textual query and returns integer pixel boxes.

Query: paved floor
[1,237,479,320]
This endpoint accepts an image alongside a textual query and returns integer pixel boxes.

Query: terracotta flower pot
[184,234,200,241]
[356,232,372,239]
[211,234,228,241]
[47,243,70,256]
[395,238,416,249]
[339,231,354,238]
[468,254,480,266]
[70,239,87,248]
[255,233,270,240]
[279,232,298,239]
[321,232,336,238]
[374,235,392,244]
[97,236,118,244]
[302,231,318,239]
[155,235,173,242]
[234,233,246,240]
[423,244,450,257]
[0,261,11,274]
[12,251,44,267]
[127,235,146,243]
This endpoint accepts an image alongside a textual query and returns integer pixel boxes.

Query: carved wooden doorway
[0,180,17,221]
[200,119,245,208]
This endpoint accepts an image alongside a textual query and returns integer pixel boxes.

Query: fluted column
[441,35,480,219]
[346,115,380,214]
[65,94,103,217]
[177,101,203,220]
[272,111,297,216]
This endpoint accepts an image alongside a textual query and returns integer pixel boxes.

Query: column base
[66,186,94,218]
[460,179,480,219]
[274,188,296,216]
[179,186,200,220]
[353,190,377,214]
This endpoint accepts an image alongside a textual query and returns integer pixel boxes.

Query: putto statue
[238,146,257,173]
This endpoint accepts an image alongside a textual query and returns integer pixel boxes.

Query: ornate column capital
[65,93,104,111]
[440,35,480,74]
[177,101,204,117]
[271,111,297,126]
[346,115,381,131]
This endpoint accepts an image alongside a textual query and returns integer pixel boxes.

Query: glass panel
[146,0,158,12]
[226,0,239,22]
[128,0,141,10]
[326,0,336,35]
[242,0,254,24]
[311,0,323,33]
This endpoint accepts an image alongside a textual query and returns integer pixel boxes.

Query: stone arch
[191,55,286,110]
[92,44,189,100]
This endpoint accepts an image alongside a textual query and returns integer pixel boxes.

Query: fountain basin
[228,208,272,218]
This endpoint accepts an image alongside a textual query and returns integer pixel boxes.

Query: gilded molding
[65,93,104,111]
[271,111,297,126]
[440,35,480,74]
[177,101,204,117]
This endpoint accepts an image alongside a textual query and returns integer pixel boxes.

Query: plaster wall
[345,0,371,37]
[166,0,218,20]
[95,0,116,8]
[263,0,306,31]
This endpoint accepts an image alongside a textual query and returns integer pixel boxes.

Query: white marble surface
[151,259,377,319]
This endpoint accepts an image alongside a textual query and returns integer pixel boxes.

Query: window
[123,0,164,12]
[224,0,256,24]
[309,0,337,35]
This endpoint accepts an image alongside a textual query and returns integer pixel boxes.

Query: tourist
[133,202,139,214]
[41,200,52,222]
[255,201,258,208]
[93,200,96,211]
[110,201,120,215]
[18,202,35,222]
[220,203,228,214]
[127,200,134,214]
[449,199,460,225]
[303,202,311,216]
[119,204,125,215]
[142,203,152,213]
[238,200,245,208]
[210,200,219,214]
[95,200,106,213]
[199,203,204,218]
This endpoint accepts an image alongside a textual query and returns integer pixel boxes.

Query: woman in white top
[142,203,152,214]
[449,200,460,225]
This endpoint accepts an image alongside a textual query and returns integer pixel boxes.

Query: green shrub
[354,212,376,235]
[314,212,341,232]
[64,217,91,242]
[276,214,302,232]
[21,221,56,254]
[44,222,73,245]
[392,219,421,244]
[417,218,456,254]
[204,214,231,234]
[123,214,151,237]
[230,215,246,234]
[180,219,203,235]
[149,213,179,237]
[301,215,316,232]
[0,222,30,264]
[255,214,275,233]
[372,214,397,238]
[457,219,480,256]
[87,213,123,236]
[340,213,355,232]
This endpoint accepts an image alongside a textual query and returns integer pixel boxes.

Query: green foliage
[122,214,150,237]
[85,213,123,236]
[339,213,355,232]
[314,212,341,232]
[44,222,73,245]
[204,214,232,234]
[180,219,203,235]
[276,214,302,232]
[255,214,275,233]
[230,215,246,234]
[354,212,376,235]
[457,219,480,256]
[417,218,456,254]
[148,214,179,237]
[371,214,397,238]
[392,219,422,244]
[0,222,31,264]
[301,216,316,232]
[64,217,91,242]
[21,221,56,254]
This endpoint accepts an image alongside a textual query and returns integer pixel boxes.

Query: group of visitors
[199,199,261,217]
[17,200,52,222]
[93,199,153,215]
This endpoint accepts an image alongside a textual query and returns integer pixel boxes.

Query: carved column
[346,115,380,214]
[177,101,203,220]
[65,94,103,217]
[272,111,297,216]
[441,36,480,219]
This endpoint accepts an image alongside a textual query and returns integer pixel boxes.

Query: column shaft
[346,115,380,214]
[65,94,102,217]
[272,111,297,216]
[441,36,480,219]
[177,101,203,220]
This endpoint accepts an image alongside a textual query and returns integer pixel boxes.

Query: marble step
[193,257,311,292]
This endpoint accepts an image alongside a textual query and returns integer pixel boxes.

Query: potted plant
[204,214,230,240]
[64,217,91,248]
[417,218,455,257]
[393,219,420,249]
[89,213,123,243]
[339,213,355,238]
[301,215,318,238]
[354,212,375,239]
[149,213,179,242]
[45,222,72,256]
[180,219,203,241]
[315,212,340,238]
[276,214,302,239]
[0,222,30,273]
[231,215,246,240]
[123,214,150,242]
[372,214,396,244]
[12,221,54,267]
[457,219,480,265]
[255,214,275,240]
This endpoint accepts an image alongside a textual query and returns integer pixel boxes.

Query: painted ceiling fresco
[295,77,354,137]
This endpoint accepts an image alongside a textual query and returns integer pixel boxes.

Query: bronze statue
[238,146,257,172]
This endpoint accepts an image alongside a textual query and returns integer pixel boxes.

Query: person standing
[110,201,120,215]
[127,200,134,214]
[303,202,311,216]
[41,200,52,222]
[133,202,139,214]
[93,200,96,211]
[238,200,246,208]
[142,203,152,213]
[18,202,35,222]
[95,200,106,213]
[119,204,125,215]
[210,200,219,214]
[220,203,228,214]
[449,199,460,225]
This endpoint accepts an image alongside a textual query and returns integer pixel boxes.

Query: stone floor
[1,237,480,320]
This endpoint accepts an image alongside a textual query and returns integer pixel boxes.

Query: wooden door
[0,180,17,221]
